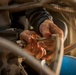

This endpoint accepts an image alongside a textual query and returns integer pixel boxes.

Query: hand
[39,20,63,60]
[20,30,46,59]
[39,20,63,38]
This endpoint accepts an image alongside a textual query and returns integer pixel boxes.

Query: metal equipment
[0,34,64,75]
[0,0,76,75]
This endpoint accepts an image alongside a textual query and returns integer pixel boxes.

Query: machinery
[0,0,76,75]
[0,34,63,75]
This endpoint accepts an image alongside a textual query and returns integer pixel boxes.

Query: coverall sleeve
[26,7,53,34]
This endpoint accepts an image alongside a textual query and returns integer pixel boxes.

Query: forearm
[26,7,53,34]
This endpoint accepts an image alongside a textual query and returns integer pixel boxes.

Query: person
[19,7,64,60]
[0,1,64,61]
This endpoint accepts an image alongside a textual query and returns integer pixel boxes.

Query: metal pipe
[17,34,64,75]
[64,42,76,54]
[0,2,42,12]
[0,0,54,12]
[53,35,64,75]
[44,4,76,14]
[0,37,55,75]
[0,0,75,13]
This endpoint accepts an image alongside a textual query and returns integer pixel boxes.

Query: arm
[20,7,64,60]
[26,7,53,34]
